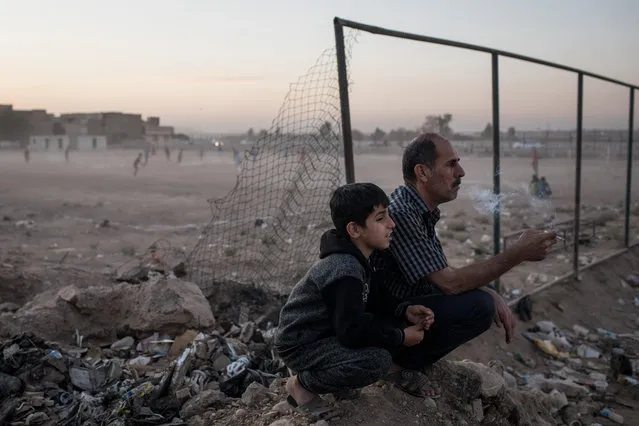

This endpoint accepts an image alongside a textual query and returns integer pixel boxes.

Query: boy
[275,183,436,421]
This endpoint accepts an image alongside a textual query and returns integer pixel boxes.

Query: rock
[455,360,505,398]
[424,397,437,409]
[169,330,199,357]
[234,408,248,417]
[57,286,78,305]
[503,371,517,388]
[268,420,295,426]
[0,303,20,313]
[180,390,228,419]
[110,336,135,350]
[424,360,482,401]
[213,354,230,371]
[311,421,330,426]
[548,389,568,411]
[6,277,215,342]
[0,372,23,398]
[272,400,293,414]
[24,412,49,425]
[472,399,484,422]
[128,356,152,366]
[242,382,269,408]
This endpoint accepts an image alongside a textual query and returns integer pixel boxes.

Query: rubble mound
[1,277,215,343]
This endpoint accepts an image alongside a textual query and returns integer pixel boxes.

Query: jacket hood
[319,229,370,275]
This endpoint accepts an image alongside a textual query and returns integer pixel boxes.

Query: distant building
[29,135,70,151]
[102,112,144,144]
[76,135,107,151]
[144,117,174,146]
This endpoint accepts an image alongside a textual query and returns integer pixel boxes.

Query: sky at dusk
[1,0,638,133]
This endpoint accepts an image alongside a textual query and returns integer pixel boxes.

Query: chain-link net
[187,31,358,296]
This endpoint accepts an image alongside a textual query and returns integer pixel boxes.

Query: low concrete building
[76,135,107,151]
[29,135,70,151]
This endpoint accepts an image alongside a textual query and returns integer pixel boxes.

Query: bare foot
[285,375,316,406]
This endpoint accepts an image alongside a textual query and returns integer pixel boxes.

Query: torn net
[187,31,358,296]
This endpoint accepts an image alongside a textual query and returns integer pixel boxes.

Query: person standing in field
[64,145,70,162]
[24,147,30,163]
[177,148,183,164]
[531,147,539,175]
[133,153,143,176]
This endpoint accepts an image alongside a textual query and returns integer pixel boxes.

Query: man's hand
[402,324,425,347]
[514,230,558,262]
[406,305,435,330]
[484,288,515,344]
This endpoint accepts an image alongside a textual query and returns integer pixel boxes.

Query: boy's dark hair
[402,133,441,183]
[330,183,389,237]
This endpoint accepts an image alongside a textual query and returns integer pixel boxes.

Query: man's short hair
[402,133,442,183]
[330,183,389,237]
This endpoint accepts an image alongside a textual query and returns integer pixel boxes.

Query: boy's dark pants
[390,289,495,370]
[277,338,392,395]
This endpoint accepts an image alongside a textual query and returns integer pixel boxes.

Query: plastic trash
[226,356,250,378]
[576,344,600,359]
[533,339,569,359]
[599,408,624,424]
[48,350,63,360]
[536,321,557,334]
[572,325,589,336]
[596,328,617,340]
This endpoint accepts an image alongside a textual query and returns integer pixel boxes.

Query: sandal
[385,369,442,399]
[286,395,341,422]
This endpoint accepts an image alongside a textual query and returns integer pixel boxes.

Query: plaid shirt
[370,185,448,299]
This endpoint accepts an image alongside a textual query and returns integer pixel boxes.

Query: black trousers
[277,337,392,395]
[390,289,495,370]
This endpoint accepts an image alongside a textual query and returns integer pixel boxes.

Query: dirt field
[1,147,639,425]
[1,148,637,299]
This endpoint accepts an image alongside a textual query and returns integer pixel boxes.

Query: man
[531,147,539,175]
[133,152,143,176]
[371,133,557,386]
[529,174,540,197]
[538,177,552,199]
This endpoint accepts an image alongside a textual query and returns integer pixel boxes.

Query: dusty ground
[1,148,638,425]
[1,148,637,299]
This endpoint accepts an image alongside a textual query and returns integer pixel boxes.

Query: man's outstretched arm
[427,230,556,296]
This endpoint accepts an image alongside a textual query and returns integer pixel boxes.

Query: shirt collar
[399,184,441,223]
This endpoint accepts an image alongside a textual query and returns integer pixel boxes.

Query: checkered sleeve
[389,207,448,285]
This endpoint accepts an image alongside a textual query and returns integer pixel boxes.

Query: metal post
[624,88,635,247]
[334,18,355,183]
[491,53,501,293]
[573,73,584,277]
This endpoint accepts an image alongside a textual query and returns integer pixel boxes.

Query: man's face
[425,139,465,204]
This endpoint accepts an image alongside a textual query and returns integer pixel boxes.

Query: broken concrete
[2,277,215,342]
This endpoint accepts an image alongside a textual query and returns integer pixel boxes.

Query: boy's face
[349,204,396,252]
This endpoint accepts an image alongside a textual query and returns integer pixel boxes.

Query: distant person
[164,146,171,160]
[177,148,183,164]
[233,147,243,174]
[199,145,204,161]
[531,147,539,175]
[143,146,150,165]
[24,147,30,163]
[64,145,70,162]
[276,183,435,421]
[538,177,552,199]
[133,153,143,176]
[529,174,540,197]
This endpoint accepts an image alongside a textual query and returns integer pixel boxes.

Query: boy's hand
[402,324,425,347]
[406,305,435,330]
